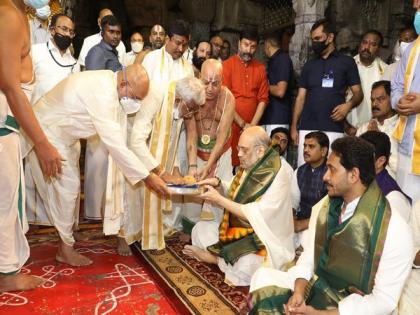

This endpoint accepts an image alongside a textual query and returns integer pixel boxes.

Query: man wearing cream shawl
[183,126,295,286]
[23,64,169,267]
[391,1,420,203]
[125,77,206,250]
[249,137,412,315]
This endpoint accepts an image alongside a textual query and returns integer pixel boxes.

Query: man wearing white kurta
[77,8,125,68]
[23,65,168,267]
[126,77,205,250]
[356,80,398,178]
[183,127,295,286]
[141,19,194,240]
[26,14,80,226]
[398,200,420,315]
[347,31,388,128]
[249,137,412,315]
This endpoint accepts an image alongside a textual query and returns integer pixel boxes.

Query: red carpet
[0,231,178,315]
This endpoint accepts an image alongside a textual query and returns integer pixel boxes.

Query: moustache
[372,106,380,111]
[361,49,372,56]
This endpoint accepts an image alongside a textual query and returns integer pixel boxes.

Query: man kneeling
[183,126,295,286]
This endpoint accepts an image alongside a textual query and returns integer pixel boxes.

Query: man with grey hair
[125,76,206,250]
[183,126,295,286]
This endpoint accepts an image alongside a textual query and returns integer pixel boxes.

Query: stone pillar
[289,0,329,75]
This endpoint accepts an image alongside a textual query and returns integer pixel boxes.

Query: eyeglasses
[55,25,75,38]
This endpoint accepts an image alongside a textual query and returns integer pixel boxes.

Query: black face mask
[192,54,206,71]
[53,32,72,51]
[312,39,328,56]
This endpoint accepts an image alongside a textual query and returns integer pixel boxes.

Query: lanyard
[47,41,77,71]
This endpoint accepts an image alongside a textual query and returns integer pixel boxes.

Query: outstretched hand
[198,185,221,203]
[34,139,65,178]
[144,173,169,196]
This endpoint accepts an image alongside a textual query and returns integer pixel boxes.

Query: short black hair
[223,39,231,47]
[371,80,391,96]
[101,14,120,30]
[264,32,281,48]
[310,18,336,35]
[50,13,72,27]
[270,127,291,144]
[240,29,259,42]
[362,29,384,47]
[331,136,376,187]
[305,131,330,149]
[167,19,190,38]
[359,131,391,167]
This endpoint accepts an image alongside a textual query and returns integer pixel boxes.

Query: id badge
[322,77,334,88]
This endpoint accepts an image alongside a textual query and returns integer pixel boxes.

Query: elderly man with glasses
[183,126,295,287]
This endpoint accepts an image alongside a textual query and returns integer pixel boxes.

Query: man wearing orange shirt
[223,29,269,170]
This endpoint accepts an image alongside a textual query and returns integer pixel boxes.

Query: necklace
[199,91,221,145]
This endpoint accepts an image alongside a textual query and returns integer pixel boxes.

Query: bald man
[23,64,168,267]
[78,8,126,68]
[183,126,295,286]
[149,24,166,50]
[183,59,235,223]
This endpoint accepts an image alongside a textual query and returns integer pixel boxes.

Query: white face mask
[400,41,411,57]
[35,5,50,20]
[120,97,141,114]
[131,41,144,53]
[24,0,49,9]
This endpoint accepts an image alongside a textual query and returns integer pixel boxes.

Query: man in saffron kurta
[249,137,412,315]
[183,127,295,286]
[223,30,269,168]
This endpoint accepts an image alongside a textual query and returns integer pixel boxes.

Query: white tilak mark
[94,264,153,315]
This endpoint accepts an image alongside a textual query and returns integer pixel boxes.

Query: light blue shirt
[391,40,420,156]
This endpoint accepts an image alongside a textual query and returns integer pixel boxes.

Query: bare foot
[73,230,90,242]
[116,237,132,256]
[0,274,44,292]
[56,241,93,266]
[182,245,218,264]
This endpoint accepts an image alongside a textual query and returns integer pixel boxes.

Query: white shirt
[347,55,388,128]
[356,114,399,179]
[123,50,137,66]
[182,47,193,64]
[78,32,126,66]
[29,18,50,44]
[31,39,80,105]
[288,195,413,315]
[32,70,149,185]
[142,46,194,89]
[281,157,293,183]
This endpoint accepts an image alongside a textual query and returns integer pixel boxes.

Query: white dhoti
[298,130,343,167]
[398,269,420,315]
[182,148,233,224]
[84,135,108,220]
[0,132,30,273]
[26,131,81,246]
[396,152,420,203]
[191,220,264,286]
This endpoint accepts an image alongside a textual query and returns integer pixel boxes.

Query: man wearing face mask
[77,8,126,69]
[26,13,79,227]
[28,3,51,44]
[23,64,169,267]
[0,0,63,292]
[346,30,388,130]
[391,0,420,203]
[291,18,363,167]
[123,30,144,66]
[382,26,417,81]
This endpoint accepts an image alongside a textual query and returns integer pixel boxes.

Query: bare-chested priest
[0,0,63,292]
[183,59,235,223]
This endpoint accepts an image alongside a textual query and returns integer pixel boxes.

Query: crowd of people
[1,0,420,314]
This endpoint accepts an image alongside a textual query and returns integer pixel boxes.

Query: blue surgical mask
[23,0,49,9]
[35,5,50,20]
[414,11,420,35]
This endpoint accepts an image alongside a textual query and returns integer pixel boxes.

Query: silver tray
[166,184,202,195]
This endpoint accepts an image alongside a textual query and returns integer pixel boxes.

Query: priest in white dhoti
[398,200,420,315]
[183,59,235,224]
[183,127,295,286]
[126,77,206,250]
[141,19,194,231]
[23,64,169,267]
